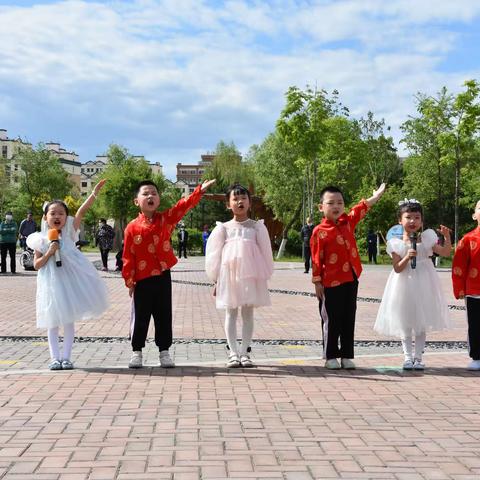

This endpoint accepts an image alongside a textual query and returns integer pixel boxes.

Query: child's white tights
[401,332,426,361]
[48,324,75,361]
[225,306,254,356]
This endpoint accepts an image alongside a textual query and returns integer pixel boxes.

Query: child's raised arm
[432,225,452,257]
[73,180,106,231]
[365,183,386,207]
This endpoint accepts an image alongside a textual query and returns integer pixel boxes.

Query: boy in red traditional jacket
[452,199,480,371]
[123,178,216,368]
[310,183,385,369]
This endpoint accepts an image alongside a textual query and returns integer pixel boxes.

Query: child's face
[228,191,250,219]
[473,201,480,225]
[319,192,344,222]
[135,185,160,215]
[400,210,422,233]
[45,204,67,230]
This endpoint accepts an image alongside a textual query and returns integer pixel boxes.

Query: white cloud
[0,0,479,176]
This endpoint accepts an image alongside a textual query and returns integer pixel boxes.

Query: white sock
[48,327,60,360]
[62,323,75,361]
[401,336,413,361]
[414,332,426,360]
[240,306,254,356]
[225,308,239,355]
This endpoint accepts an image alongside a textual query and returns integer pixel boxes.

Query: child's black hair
[397,199,423,220]
[44,200,69,217]
[135,180,159,196]
[319,186,344,203]
[225,183,251,202]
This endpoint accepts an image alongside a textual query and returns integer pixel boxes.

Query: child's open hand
[438,224,452,240]
[201,179,216,192]
[373,183,386,199]
[93,179,107,197]
[366,183,386,207]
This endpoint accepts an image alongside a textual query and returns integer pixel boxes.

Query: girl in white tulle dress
[374,199,452,370]
[27,180,109,370]
[205,184,274,368]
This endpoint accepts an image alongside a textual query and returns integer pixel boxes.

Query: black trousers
[0,243,16,273]
[131,272,172,351]
[303,244,311,272]
[178,242,187,258]
[319,279,358,359]
[466,297,480,360]
[368,248,377,264]
[99,248,110,268]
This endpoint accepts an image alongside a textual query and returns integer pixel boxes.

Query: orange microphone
[47,229,62,267]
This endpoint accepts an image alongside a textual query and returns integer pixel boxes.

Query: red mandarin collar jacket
[122,185,203,288]
[452,227,480,299]
[310,200,369,287]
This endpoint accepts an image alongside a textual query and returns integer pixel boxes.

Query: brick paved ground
[0,252,479,479]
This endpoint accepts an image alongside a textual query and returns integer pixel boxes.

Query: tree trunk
[454,149,460,245]
[276,201,303,259]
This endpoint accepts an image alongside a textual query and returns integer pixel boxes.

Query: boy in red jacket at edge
[452,199,480,371]
[310,183,386,370]
[123,178,216,369]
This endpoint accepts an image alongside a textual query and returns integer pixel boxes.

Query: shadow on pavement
[79,364,479,379]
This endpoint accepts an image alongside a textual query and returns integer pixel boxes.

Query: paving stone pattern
[0,253,478,479]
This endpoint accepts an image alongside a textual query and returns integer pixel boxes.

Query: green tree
[250,133,304,258]
[276,85,339,217]
[13,144,72,215]
[99,144,155,236]
[401,81,480,242]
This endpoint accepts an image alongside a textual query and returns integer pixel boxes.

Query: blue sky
[1,0,479,180]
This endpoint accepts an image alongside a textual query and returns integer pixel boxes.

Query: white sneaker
[467,359,480,371]
[403,359,414,370]
[226,353,241,368]
[128,351,143,369]
[413,358,425,370]
[159,350,175,368]
[341,358,356,370]
[325,359,341,369]
[240,354,254,368]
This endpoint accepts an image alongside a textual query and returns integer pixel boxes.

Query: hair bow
[398,198,420,206]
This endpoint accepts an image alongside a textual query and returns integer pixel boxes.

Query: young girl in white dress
[27,180,109,370]
[374,199,452,370]
[205,184,274,368]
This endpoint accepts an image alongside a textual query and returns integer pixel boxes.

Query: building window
[82,182,87,187]
[1,146,7,158]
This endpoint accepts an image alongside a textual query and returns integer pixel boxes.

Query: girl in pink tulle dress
[205,184,274,368]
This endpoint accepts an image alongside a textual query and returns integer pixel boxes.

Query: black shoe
[304,270,309,274]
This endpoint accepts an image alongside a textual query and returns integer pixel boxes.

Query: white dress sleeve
[205,222,226,282]
[63,216,79,243]
[26,232,48,253]
[256,220,274,279]
[421,229,437,255]
[386,237,406,258]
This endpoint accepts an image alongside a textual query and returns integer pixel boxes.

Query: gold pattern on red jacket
[310,200,369,287]
[122,185,203,287]
[452,227,480,298]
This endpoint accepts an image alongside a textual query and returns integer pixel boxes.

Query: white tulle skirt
[215,238,272,309]
[374,258,451,337]
[28,232,109,329]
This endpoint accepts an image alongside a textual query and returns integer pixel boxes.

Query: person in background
[0,211,18,274]
[202,224,210,255]
[95,218,115,271]
[177,224,189,258]
[367,229,378,264]
[19,211,37,250]
[300,217,315,273]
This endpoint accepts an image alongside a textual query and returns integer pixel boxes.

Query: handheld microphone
[409,232,417,270]
[47,229,62,267]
